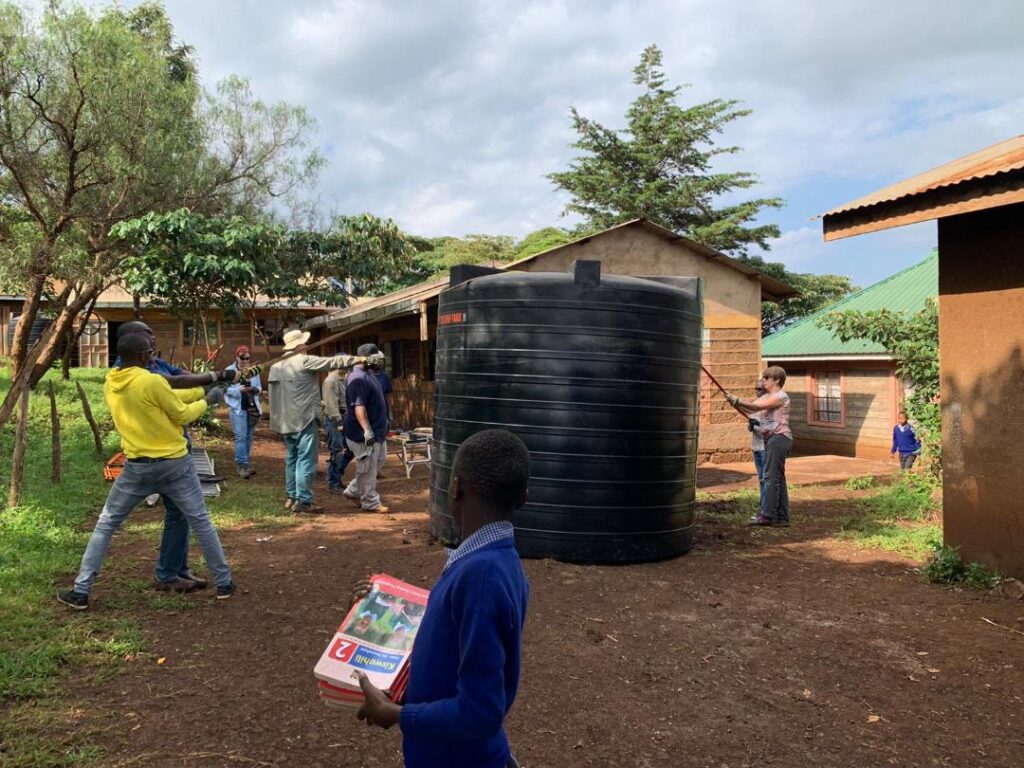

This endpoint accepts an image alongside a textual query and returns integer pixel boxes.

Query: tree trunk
[10,273,47,377]
[61,326,74,381]
[0,284,99,428]
[49,380,61,484]
[7,386,30,508]
[76,380,104,455]
[132,292,141,320]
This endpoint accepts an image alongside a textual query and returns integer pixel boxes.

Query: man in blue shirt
[357,429,531,768]
[342,344,389,512]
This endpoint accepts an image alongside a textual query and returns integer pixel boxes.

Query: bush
[923,545,1000,589]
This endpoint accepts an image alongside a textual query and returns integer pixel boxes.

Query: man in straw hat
[268,329,363,514]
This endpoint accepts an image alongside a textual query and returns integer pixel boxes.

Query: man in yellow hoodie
[58,333,236,610]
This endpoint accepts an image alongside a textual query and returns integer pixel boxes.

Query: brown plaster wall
[938,203,1024,578]
[514,226,762,329]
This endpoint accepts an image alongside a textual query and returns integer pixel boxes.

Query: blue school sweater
[400,538,529,768]
[891,423,922,455]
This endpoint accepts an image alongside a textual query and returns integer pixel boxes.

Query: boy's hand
[356,672,400,729]
[349,579,373,607]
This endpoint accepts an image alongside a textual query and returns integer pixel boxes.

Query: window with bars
[253,318,285,346]
[810,371,843,425]
[182,319,219,347]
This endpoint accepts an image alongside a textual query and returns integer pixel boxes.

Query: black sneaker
[216,581,237,600]
[57,589,89,610]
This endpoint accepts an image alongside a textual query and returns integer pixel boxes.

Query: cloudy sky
[139,2,1024,285]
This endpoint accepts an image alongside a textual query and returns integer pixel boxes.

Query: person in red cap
[225,346,262,478]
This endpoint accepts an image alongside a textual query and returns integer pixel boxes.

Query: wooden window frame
[180,318,222,348]
[807,369,846,429]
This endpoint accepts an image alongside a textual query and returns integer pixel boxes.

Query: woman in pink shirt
[728,366,792,527]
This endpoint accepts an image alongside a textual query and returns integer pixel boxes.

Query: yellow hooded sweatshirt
[104,366,208,459]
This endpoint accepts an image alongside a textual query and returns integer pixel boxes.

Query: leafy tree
[379,234,516,292]
[548,44,782,256]
[513,227,575,259]
[0,1,319,426]
[818,299,940,476]
[112,209,415,355]
[739,254,856,336]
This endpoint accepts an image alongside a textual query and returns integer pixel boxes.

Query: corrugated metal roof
[89,283,332,310]
[762,251,937,359]
[824,134,1024,217]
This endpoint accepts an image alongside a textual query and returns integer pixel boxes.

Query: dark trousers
[762,434,792,523]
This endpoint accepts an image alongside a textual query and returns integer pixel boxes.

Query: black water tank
[429,260,703,564]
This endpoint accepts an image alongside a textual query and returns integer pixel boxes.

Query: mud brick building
[822,134,1024,578]
[305,219,796,463]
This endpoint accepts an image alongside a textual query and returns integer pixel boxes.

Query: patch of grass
[698,489,759,523]
[923,545,1001,589]
[838,518,942,558]
[837,475,940,558]
[844,474,875,491]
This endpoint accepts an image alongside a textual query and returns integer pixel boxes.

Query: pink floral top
[760,390,792,439]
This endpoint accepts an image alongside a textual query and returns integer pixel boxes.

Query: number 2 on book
[329,638,358,663]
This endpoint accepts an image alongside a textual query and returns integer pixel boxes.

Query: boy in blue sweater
[356,429,531,768]
[891,410,923,471]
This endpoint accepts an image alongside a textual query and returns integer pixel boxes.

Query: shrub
[923,545,1000,589]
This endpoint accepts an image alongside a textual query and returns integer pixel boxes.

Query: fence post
[7,387,30,508]
[49,380,61,484]
[75,380,103,455]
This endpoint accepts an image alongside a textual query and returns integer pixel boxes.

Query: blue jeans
[284,419,319,504]
[74,456,233,594]
[752,449,766,513]
[324,416,354,489]
[230,409,257,467]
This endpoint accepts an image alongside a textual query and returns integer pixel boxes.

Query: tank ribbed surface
[429,264,703,564]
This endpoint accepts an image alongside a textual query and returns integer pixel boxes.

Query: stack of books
[314,573,429,710]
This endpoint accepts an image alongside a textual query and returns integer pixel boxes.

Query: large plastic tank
[429,260,703,564]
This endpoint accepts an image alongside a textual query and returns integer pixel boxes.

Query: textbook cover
[313,573,428,707]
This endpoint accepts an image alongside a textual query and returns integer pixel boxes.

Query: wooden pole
[76,380,103,455]
[48,380,61,484]
[7,386,29,508]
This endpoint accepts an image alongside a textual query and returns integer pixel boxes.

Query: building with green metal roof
[762,252,937,459]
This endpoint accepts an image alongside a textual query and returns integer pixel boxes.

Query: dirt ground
[62,437,1024,768]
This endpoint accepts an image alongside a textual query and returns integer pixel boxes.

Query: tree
[739,254,856,336]
[113,209,415,356]
[548,44,782,256]
[818,299,940,475]
[378,234,516,293]
[513,227,575,259]
[0,2,320,426]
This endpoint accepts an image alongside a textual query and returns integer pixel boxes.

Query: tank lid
[449,263,502,287]
[571,259,601,287]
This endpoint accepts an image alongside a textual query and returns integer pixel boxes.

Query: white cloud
[56,0,1024,281]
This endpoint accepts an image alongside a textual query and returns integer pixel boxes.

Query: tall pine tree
[548,45,781,256]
